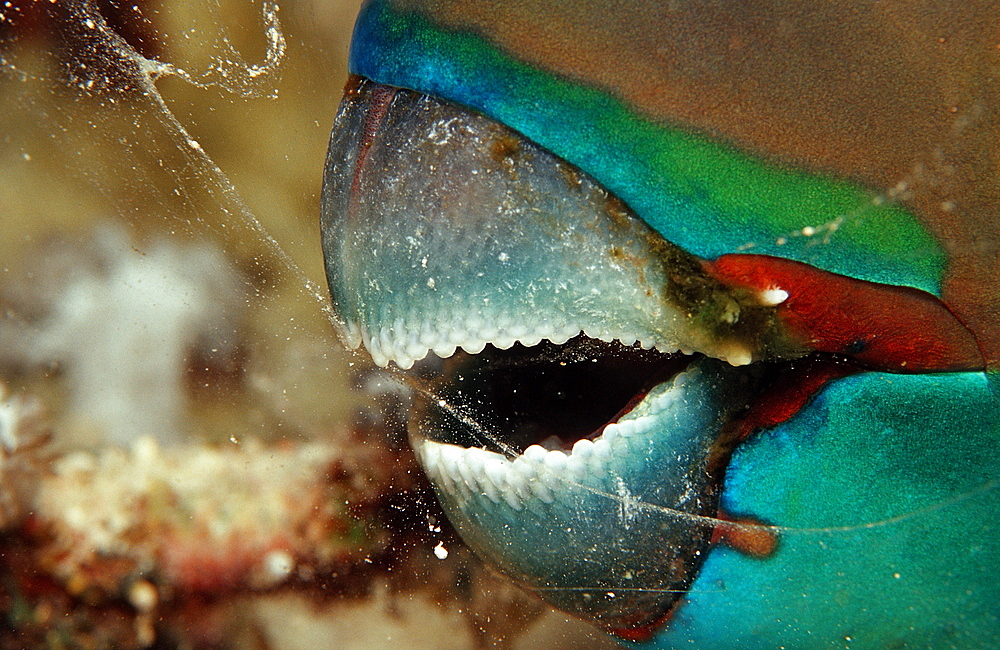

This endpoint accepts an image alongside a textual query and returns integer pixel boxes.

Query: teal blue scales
[669,371,1000,647]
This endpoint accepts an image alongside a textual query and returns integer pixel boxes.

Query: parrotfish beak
[320,78,983,637]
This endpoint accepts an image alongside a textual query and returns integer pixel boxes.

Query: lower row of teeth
[416,369,690,510]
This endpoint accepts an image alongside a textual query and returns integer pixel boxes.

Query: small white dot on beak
[759,288,789,306]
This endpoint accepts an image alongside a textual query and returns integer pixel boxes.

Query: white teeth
[512,456,535,483]
[456,450,479,489]
[420,439,596,510]
[505,464,527,497]
[441,446,462,482]
[503,486,524,510]
[480,473,501,503]
[493,335,516,350]
[404,337,425,363]
[591,438,611,459]
[417,364,701,511]
[520,334,543,347]
[602,423,619,445]
[343,322,363,349]
[359,318,692,368]
[508,322,528,340]
[523,445,547,462]
[616,419,637,438]
[478,323,500,342]
[571,438,594,459]
[544,449,568,471]
[417,363,692,510]
[483,457,508,491]
[432,342,457,359]
[461,340,487,355]
[419,321,438,348]
[368,341,389,367]
[548,330,574,346]
[599,417,649,450]
[564,453,587,479]
[378,327,394,360]
[528,475,555,503]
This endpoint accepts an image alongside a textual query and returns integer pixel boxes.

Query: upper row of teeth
[416,370,688,510]
[361,324,685,369]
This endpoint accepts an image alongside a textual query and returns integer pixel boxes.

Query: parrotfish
[321,1,1000,646]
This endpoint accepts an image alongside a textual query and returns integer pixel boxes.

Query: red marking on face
[712,510,778,558]
[609,625,659,643]
[707,254,985,373]
[734,357,857,441]
[607,606,677,643]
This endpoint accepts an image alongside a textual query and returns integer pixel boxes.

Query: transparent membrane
[0,1,997,648]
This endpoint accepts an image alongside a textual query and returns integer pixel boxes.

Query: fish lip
[321,78,796,374]
[408,356,749,631]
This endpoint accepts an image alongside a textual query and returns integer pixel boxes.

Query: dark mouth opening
[410,335,696,457]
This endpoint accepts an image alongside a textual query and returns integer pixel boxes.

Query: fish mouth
[408,336,764,633]
[410,335,691,456]
[320,77,793,633]
[411,345,758,630]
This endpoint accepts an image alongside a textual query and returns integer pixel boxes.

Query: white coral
[12,226,245,446]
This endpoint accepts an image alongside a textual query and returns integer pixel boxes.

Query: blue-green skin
[347,1,1000,645]
[678,373,999,647]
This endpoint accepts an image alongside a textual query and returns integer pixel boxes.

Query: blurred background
[0,0,616,647]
